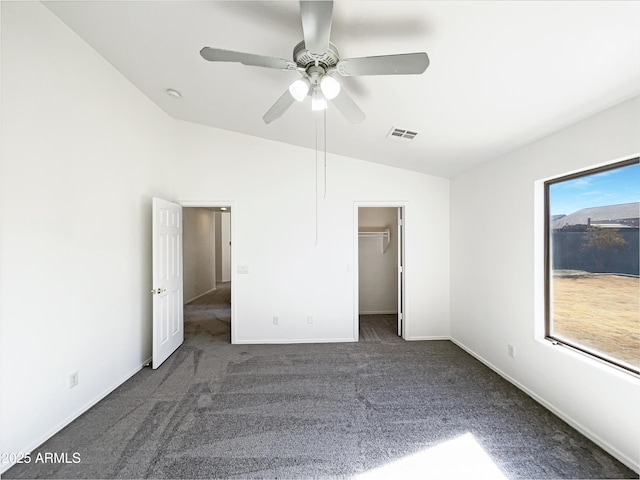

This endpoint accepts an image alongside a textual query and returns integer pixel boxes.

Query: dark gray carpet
[5,282,637,479]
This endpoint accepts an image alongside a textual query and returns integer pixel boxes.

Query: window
[545,158,640,375]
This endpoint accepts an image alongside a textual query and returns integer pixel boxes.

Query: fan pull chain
[314,114,319,247]
[324,108,327,199]
[314,109,328,246]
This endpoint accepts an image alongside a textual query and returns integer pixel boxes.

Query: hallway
[184,282,231,343]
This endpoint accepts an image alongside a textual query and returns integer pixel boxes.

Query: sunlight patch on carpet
[356,433,508,479]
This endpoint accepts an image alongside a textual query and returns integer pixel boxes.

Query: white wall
[450,96,640,471]
[358,207,398,314]
[0,2,174,471]
[183,208,216,303]
[172,120,450,343]
[0,3,450,470]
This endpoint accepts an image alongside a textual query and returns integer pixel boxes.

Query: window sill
[540,336,640,380]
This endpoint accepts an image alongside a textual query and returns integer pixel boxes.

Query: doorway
[355,204,405,341]
[181,203,234,343]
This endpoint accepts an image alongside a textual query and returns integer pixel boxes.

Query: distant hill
[553,202,639,229]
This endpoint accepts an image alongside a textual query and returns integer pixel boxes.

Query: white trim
[359,310,397,315]
[178,200,236,343]
[353,204,360,342]
[236,337,356,345]
[407,336,450,341]
[0,358,151,475]
[537,336,640,380]
[184,286,217,305]
[450,337,640,474]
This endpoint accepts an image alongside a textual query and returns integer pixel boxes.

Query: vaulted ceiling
[45,1,640,177]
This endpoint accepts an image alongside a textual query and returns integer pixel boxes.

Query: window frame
[544,157,640,376]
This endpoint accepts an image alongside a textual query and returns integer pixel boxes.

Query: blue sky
[549,161,640,216]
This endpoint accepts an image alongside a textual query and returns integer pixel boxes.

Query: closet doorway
[182,204,234,343]
[355,204,405,340]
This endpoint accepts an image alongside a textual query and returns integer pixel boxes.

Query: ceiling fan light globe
[320,75,340,100]
[288,78,310,102]
[311,90,327,111]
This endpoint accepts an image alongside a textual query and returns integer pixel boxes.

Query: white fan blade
[299,1,333,55]
[263,89,297,124]
[200,47,296,71]
[330,89,365,124]
[337,52,429,76]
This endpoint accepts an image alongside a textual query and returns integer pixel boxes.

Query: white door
[151,197,184,369]
[397,207,404,337]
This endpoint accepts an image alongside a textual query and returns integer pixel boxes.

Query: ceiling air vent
[388,127,418,141]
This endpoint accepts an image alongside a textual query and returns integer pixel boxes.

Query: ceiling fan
[200,0,429,125]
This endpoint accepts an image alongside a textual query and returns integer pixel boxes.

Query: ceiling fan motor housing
[293,41,340,72]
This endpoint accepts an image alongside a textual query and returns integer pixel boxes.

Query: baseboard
[185,286,216,305]
[236,337,356,344]
[0,356,152,476]
[449,338,639,474]
[359,311,397,315]
[407,335,450,341]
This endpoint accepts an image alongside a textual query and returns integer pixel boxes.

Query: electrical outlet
[69,371,79,388]
[273,316,279,326]
[307,315,313,324]
[508,345,515,358]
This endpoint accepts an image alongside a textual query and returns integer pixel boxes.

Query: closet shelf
[358,228,391,253]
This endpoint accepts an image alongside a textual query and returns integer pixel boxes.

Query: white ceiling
[44,1,640,178]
